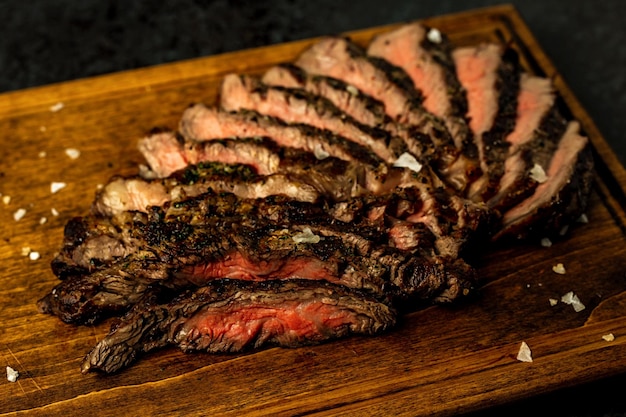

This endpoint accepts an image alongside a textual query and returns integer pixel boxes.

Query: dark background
[1,0,625,415]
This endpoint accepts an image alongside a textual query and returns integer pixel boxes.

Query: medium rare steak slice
[295,36,480,191]
[262,63,390,129]
[219,73,408,163]
[494,121,594,240]
[92,162,324,216]
[452,44,521,202]
[81,279,397,373]
[179,104,384,170]
[262,64,466,182]
[487,74,568,211]
[367,23,472,154]
[42,200,475,324]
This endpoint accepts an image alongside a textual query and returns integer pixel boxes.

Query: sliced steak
[262,63,390,128]
[487,73,568,211]
[92,162,326,217]
[41,194,475,324]
[80,279,397,373]
[494,121,594,240]
[179,104,384,170]
[295,36,480,191]
[367,23,472,153]
[452,44,521,202]
[219,73,408,163]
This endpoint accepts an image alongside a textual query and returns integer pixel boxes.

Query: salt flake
[50,182,67,194]
[427,28,442,44]
[6,366,19,382]
[552,263,566,274]
[13,208,26,221]
[313,144,330,160]
[516,341,533,363]
[540,238,552,248]
[549,298,559,306]
[50,102,64,112]
[29,251,40,261]
[51,208,59,216]
[292,227,321,244]
[393,152,423,173]
[602,333,615,342]
[65,148,81,159]
[561,291,586,312]
[529,163,548,183]
[577,213,589,224]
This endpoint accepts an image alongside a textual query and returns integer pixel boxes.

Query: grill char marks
[220,73,408,163]
[295,36,480,192]
[367,23,473,154]
[38,22,595,374]
[494,121,593,240]
[81,280,397,374]
[453,44,521,202]
[41,190,477,325]
[487,73,567,212]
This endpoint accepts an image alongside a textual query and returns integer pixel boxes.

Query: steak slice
[487,73,568,211]
[494,121,594,240]
[41,197,475,325]
[367,23,472,154]
[179,104,384,170]
[452,44,521,202]
[80,279,397,373]
[295,36,480,191]
[219,73,408,163]
[92,161,325,217]
[262,63,390,129]
[262,64,466,184]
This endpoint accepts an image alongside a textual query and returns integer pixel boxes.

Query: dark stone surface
[1,1,625,415]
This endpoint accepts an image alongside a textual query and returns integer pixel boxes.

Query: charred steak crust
[38,22,595,373]
[81,279,397,374]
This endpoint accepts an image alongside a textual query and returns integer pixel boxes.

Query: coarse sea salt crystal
[561,291,586,312]
[21,247,31,256]
[65,148,81,159]
[427,28,442,44]
[540,238,552,248]
[49,102,64,112]
[13,208,26,221]
[549,298,559,306]
[346,85,359,96]
[38,151,47,158]
[516,341,533,363]
[602,333,615,342]
[529,163,548,183]
[2,195,11,205]
[6,366,19,383]
[552,263,566,274]
[51,208,59,216]
[292,227,321,244]
[29,251,40,261]
[50,182,67,194]
[39,216,48,225]
[577,213,589,224]
[313,144,330,160]
[393,152,423,173]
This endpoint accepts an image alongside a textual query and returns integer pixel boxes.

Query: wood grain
[1,5,625,416]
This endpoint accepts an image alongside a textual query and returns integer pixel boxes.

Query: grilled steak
[367,23,472,154]
[452,44,521,202]
[494,121,593,240]
[38,22,594,373]
[220,73,408,163]
[295,36,480,192]
[81,279,397,373]
[42,190,476,324]
[487,73,568,212]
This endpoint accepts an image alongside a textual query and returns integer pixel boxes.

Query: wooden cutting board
[1,4,625,416]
